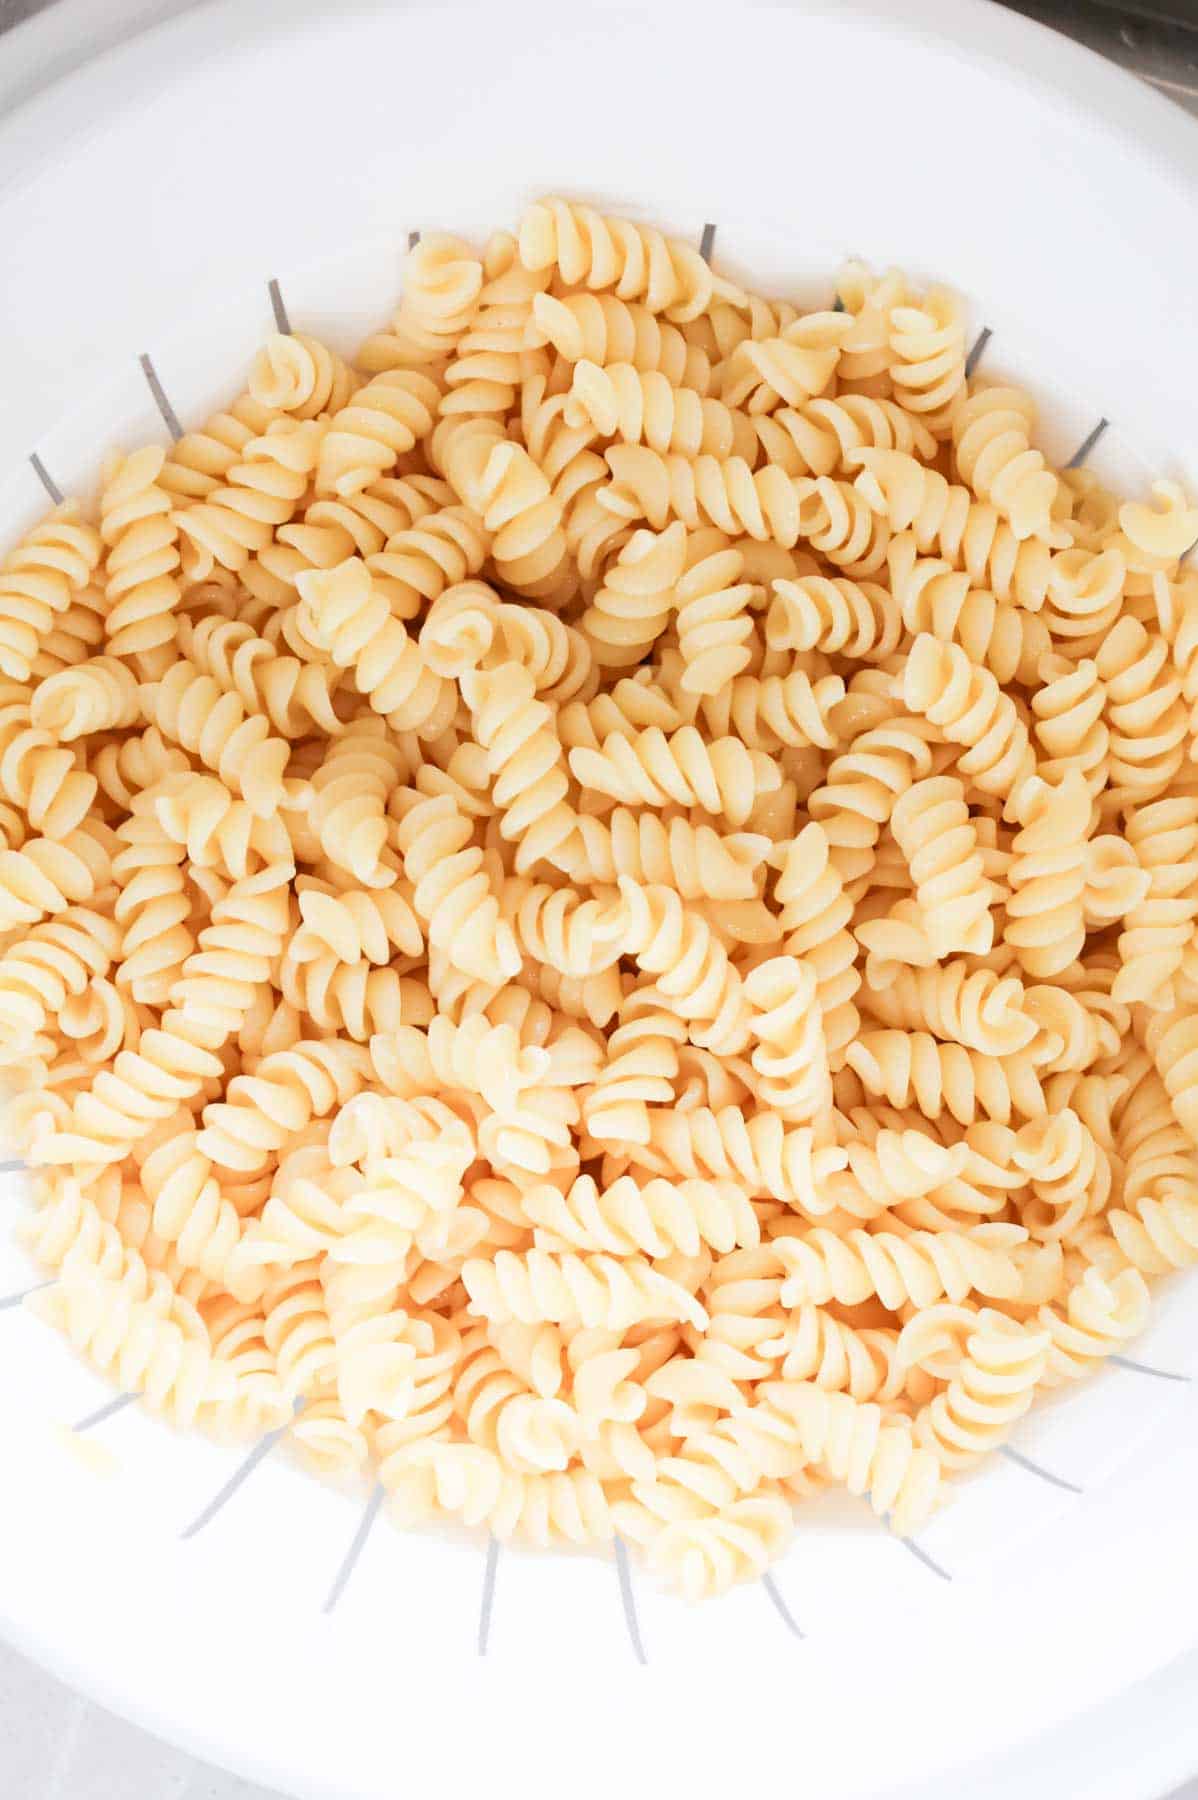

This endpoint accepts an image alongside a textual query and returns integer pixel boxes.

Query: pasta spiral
[913,1310,1050,1470]
[578,520,686,669]
[569,723,779,829]
[0,504,102,683]
[901,633,1036,807]
[766,1381,941,1535]
[316,370,442,498]
[526,290,711,389]
[845,1029,1045,1126]
[296,557,453,737]
[462,1247,708,1331]
[525,1172,759,1259]
[140,659,291,817]
[863,962,1036,1059]
[951,386,1059,540]
[890,775,995,957]
[395,790,520,983]
[518,197,717,323]
[461,660,577,869]
[176,614,343,738]
[775,821,860,1067]
[774,1220,1026,1310]
[29,655,139,741]
[887,532,1050,684]
[101,447,181,670]
[175,419,325,580]
[1003,771,1091,978]
[564,360,753,461]
[249,332,357,419]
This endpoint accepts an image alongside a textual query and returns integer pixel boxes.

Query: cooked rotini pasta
[7,210,1195,1603]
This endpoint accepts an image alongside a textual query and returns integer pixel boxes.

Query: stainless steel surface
[1008,0,1198,110]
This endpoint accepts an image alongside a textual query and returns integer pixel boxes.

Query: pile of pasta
[4,201,1198,1601]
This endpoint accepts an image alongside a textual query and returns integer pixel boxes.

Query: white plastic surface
[1,4,1197,1798]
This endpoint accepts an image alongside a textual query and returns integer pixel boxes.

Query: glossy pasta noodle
[4,200,1198,1601]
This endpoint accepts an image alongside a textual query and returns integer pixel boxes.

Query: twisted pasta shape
[395,791,520,983]
[0,682,97,839]
[0,906,119,1059]
[248,474,452,610]
[100,446,181,669]
[35,1256,231,1425]
[291,880,422,965]
[372,234,482,366]
[552,807,768,901]
[765,1381,940,1534]
[0,821,113,932]
[176,615,343,738]
[601,444,809,545]
[462,1246,708,1331]
[39,866,290,1166]
[309,715,406,885]
[0,503,102,682]
[578,520,686,669]
[461,659,577,870]
[1013,1108,1113,1240]
[175,419,324,580]
[768,572,901,661]
[525,1172,759,1259]
[111,802,191,1003]
[616,877,749,1054]
[564,360,753,461]
[366,502,493,622]
[198,1040,373,1173]
[951,386,1059,539]
[806,713,940,892]
[914,1311,1050,1470]
[864,962,1036,1059]
[157,392,278,504]
[30,655,139,741]
[439,231,548,422]
[138,1128,242,1284]
[887,533,1050,684]
[774,821,860,1067]
[644,1496,795,1601]
[766,1304,908,1403]
[851,447,1070,597]
[1003,772,1091,978]
[1144,1008,1198,1149]
[891,775,996,957]
[887,288,967,436]
[722,311,851,411]
[569,723,778,829]
[1094,615,1187,807]
[382,1441,614,1546]
[753,393,938,479]
[140,658,291,817]
[1037,1267,1151,1385]
[845,1030,1045,1126]
[280,957,431,1043]
[295,557,452,736]
[1032,653,1109,793]
[315,369,441,498]
[249,332,357,418]
[628,1106,845,1205]
[501,875,624,977]
[526,290,711,388]
[582,1005,687,1144]
[743,956,831,1123]
[901,633,1036,807]
[774,1217,1026,1310]
[433,415,568,596]
[673,534,758,696]
[518,197,717,323]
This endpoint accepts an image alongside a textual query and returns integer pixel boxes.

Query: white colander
[2,4,1198,1797]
